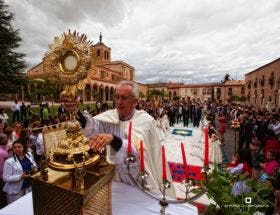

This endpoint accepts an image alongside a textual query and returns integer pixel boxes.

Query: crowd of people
[0,87,280,213]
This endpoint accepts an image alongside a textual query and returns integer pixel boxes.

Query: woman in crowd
[2,138,37,204]
[0,134,9,208]
[259,150,279,182]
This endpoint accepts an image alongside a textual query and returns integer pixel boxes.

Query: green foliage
[148,89,165,98]
[229,95,247,102]
[27,78,62,103]
[193,165,273,215]
[0,0,26,93]
[239,96,247,102]
[229,95,238,102]
[91,90,101,101]
[139,92,145,98]
[5,101,110,125]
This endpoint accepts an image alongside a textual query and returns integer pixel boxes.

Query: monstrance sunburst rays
[44,30,95,94]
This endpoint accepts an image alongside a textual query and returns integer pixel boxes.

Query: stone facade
[147,81,245,104]
[223,80,245,102]
[245,58,280,109]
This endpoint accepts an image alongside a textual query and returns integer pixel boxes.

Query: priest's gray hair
[116,80,139,99]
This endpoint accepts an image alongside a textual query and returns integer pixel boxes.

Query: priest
[84,80,176,198]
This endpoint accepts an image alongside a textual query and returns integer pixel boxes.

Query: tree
[0,0,26,94]
[222,73,233,83]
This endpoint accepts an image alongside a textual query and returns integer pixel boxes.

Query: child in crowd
[227,148,252,196]
[208,121,223,165]
[259,150,279,182]
[11,122,22,142]
[249,139,265,179]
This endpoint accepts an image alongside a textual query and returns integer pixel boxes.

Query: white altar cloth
[0,182,197,215]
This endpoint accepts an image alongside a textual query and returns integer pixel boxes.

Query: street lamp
[230,119,240,154]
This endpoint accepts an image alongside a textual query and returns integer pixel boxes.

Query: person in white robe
[209,130,223,165]
[202,119,223,165]
[85,81,176,198]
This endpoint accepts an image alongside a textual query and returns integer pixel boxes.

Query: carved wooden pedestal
[32,164,115,215]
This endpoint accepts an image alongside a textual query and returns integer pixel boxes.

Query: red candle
[180,142,188,179]
[127,121,132,155]
[140,140,145,172]
[161,145,167,180]
[204,128,209,168]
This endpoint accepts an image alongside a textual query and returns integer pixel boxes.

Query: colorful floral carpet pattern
[168,162,204,183]
[171,129,193,136]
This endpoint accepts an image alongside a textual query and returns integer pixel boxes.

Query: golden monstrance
[32,30,115,215]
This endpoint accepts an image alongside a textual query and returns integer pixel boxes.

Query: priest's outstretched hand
[89,133,113,152]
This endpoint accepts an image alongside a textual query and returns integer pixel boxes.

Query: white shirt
[0,113,9,127]
[11,102,20,112]
[35,133,44,156]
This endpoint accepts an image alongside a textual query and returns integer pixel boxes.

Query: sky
[5,0,280,84]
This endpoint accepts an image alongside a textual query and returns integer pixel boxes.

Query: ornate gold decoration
[43,30,95,94]
[230,119,240,154]
[43,30,100,170]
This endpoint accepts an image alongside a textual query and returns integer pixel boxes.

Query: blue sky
[6,0,280,83]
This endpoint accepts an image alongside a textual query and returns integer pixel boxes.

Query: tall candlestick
[180,142,188,179]
[127,121,132,155]
[140,140,145,172]
[161,145,167,180]
[204,127,209,168]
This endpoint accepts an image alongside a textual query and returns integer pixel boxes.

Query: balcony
[247,82,251,89]
[269,77,274,86]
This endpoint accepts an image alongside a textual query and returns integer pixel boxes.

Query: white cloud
[5,0,280,83]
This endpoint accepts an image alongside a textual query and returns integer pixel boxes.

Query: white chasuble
[84,109,176,198]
